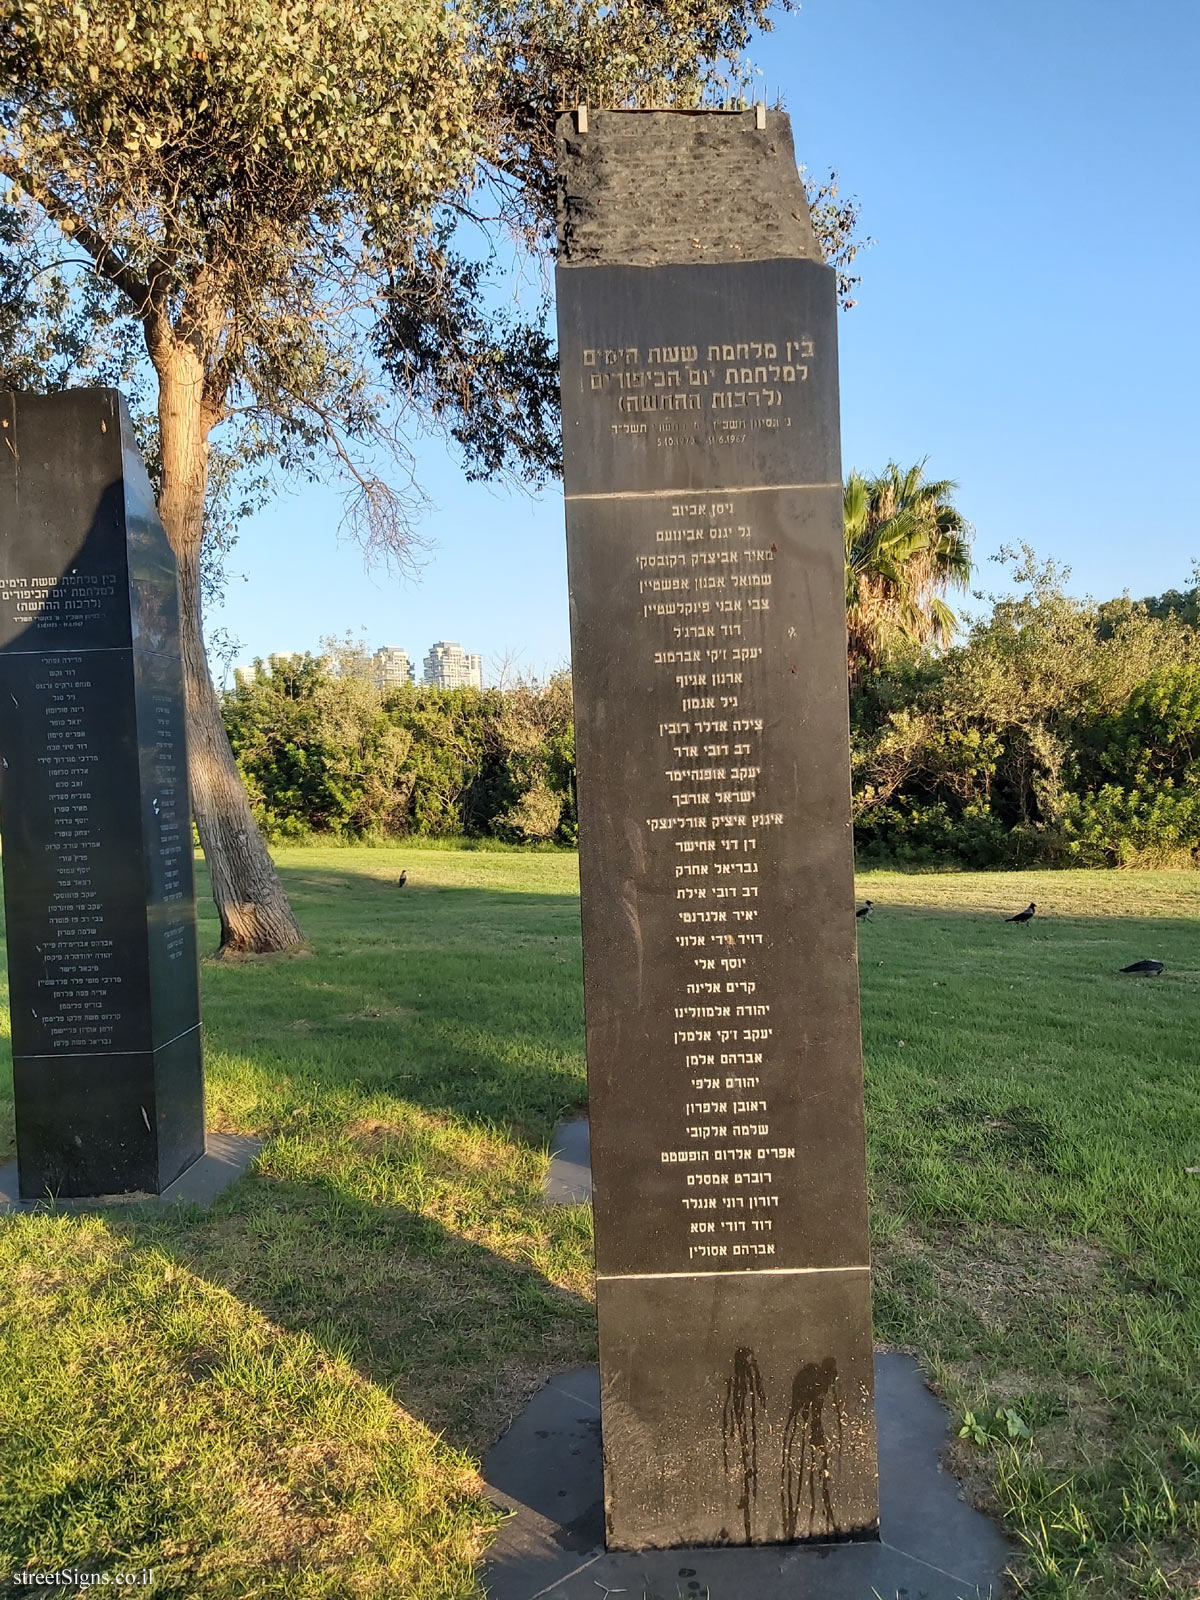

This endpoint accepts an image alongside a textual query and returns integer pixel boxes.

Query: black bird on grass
[1120,959,1164,976]
[856,900,874,920]
[1006,902,1036,923]
[397,869,408,888]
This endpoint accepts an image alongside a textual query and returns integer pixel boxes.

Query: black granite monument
[555,110,878,1549]
[0,389,205,1200]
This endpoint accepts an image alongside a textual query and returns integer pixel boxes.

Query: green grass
[854,869,1200,1598]
[0,849,1198,1597]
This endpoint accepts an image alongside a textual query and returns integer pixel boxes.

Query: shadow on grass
[96,1166,596,1459]
[0,860,596,1476]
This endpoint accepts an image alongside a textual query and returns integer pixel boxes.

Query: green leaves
[2,0,480,268]
[851,547,1200,868]
[844,460,973,679]
[223,660,577,845]
[959,1406,1033,1447]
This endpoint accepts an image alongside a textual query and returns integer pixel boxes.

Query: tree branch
[0,156,155,317]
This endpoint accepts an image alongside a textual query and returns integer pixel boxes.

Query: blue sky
[216,0,1200,683]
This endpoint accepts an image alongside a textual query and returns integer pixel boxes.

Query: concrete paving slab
[0,1133,261,1212]
[544,1115,592,1204]
[482,1354,1012,1600]
[875,1351,1007,1592]
[544,1367,602,1413]
[535,1538,996,1600]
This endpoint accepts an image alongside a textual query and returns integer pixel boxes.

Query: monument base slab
[483,1353,1011,1600]
[544,1115,592,1205]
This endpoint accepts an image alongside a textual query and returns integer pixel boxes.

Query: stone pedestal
[0,389,204,1199]
[555,110,877,1550]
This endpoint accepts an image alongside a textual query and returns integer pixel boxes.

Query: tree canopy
[0,0,859,544]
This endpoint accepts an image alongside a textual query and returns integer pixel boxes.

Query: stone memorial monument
[555,109,878,1549]
[0,389,205,1200]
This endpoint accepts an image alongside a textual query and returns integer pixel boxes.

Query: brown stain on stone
[780,1355,846,1539]
[721,1345,765,1541]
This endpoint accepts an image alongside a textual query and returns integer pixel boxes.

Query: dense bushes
[851,558,1200,866]
[222,560,1200,866]
[223,658,576,844]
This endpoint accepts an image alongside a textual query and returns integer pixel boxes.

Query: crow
[1006,902,1036,923]
[1120,959,1164,976]
[397,869,408,888]
[856,900,874,920]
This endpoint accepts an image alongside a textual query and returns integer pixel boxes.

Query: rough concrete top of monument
[554,108,820,268]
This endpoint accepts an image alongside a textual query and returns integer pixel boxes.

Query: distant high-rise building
[423,641,483,690]
[371,646,415,692]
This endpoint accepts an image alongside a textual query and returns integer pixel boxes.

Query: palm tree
[844,461,972,680]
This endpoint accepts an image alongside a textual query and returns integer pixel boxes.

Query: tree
[849,548,1200,867]
[1,0,864,950]
[224,652,414,840]
[843,461,972,680]
[1098,560,1200,634]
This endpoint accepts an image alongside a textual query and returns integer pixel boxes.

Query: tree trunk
[156,342,305,954]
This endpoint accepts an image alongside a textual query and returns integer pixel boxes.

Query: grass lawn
[0,848,1197,1598]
